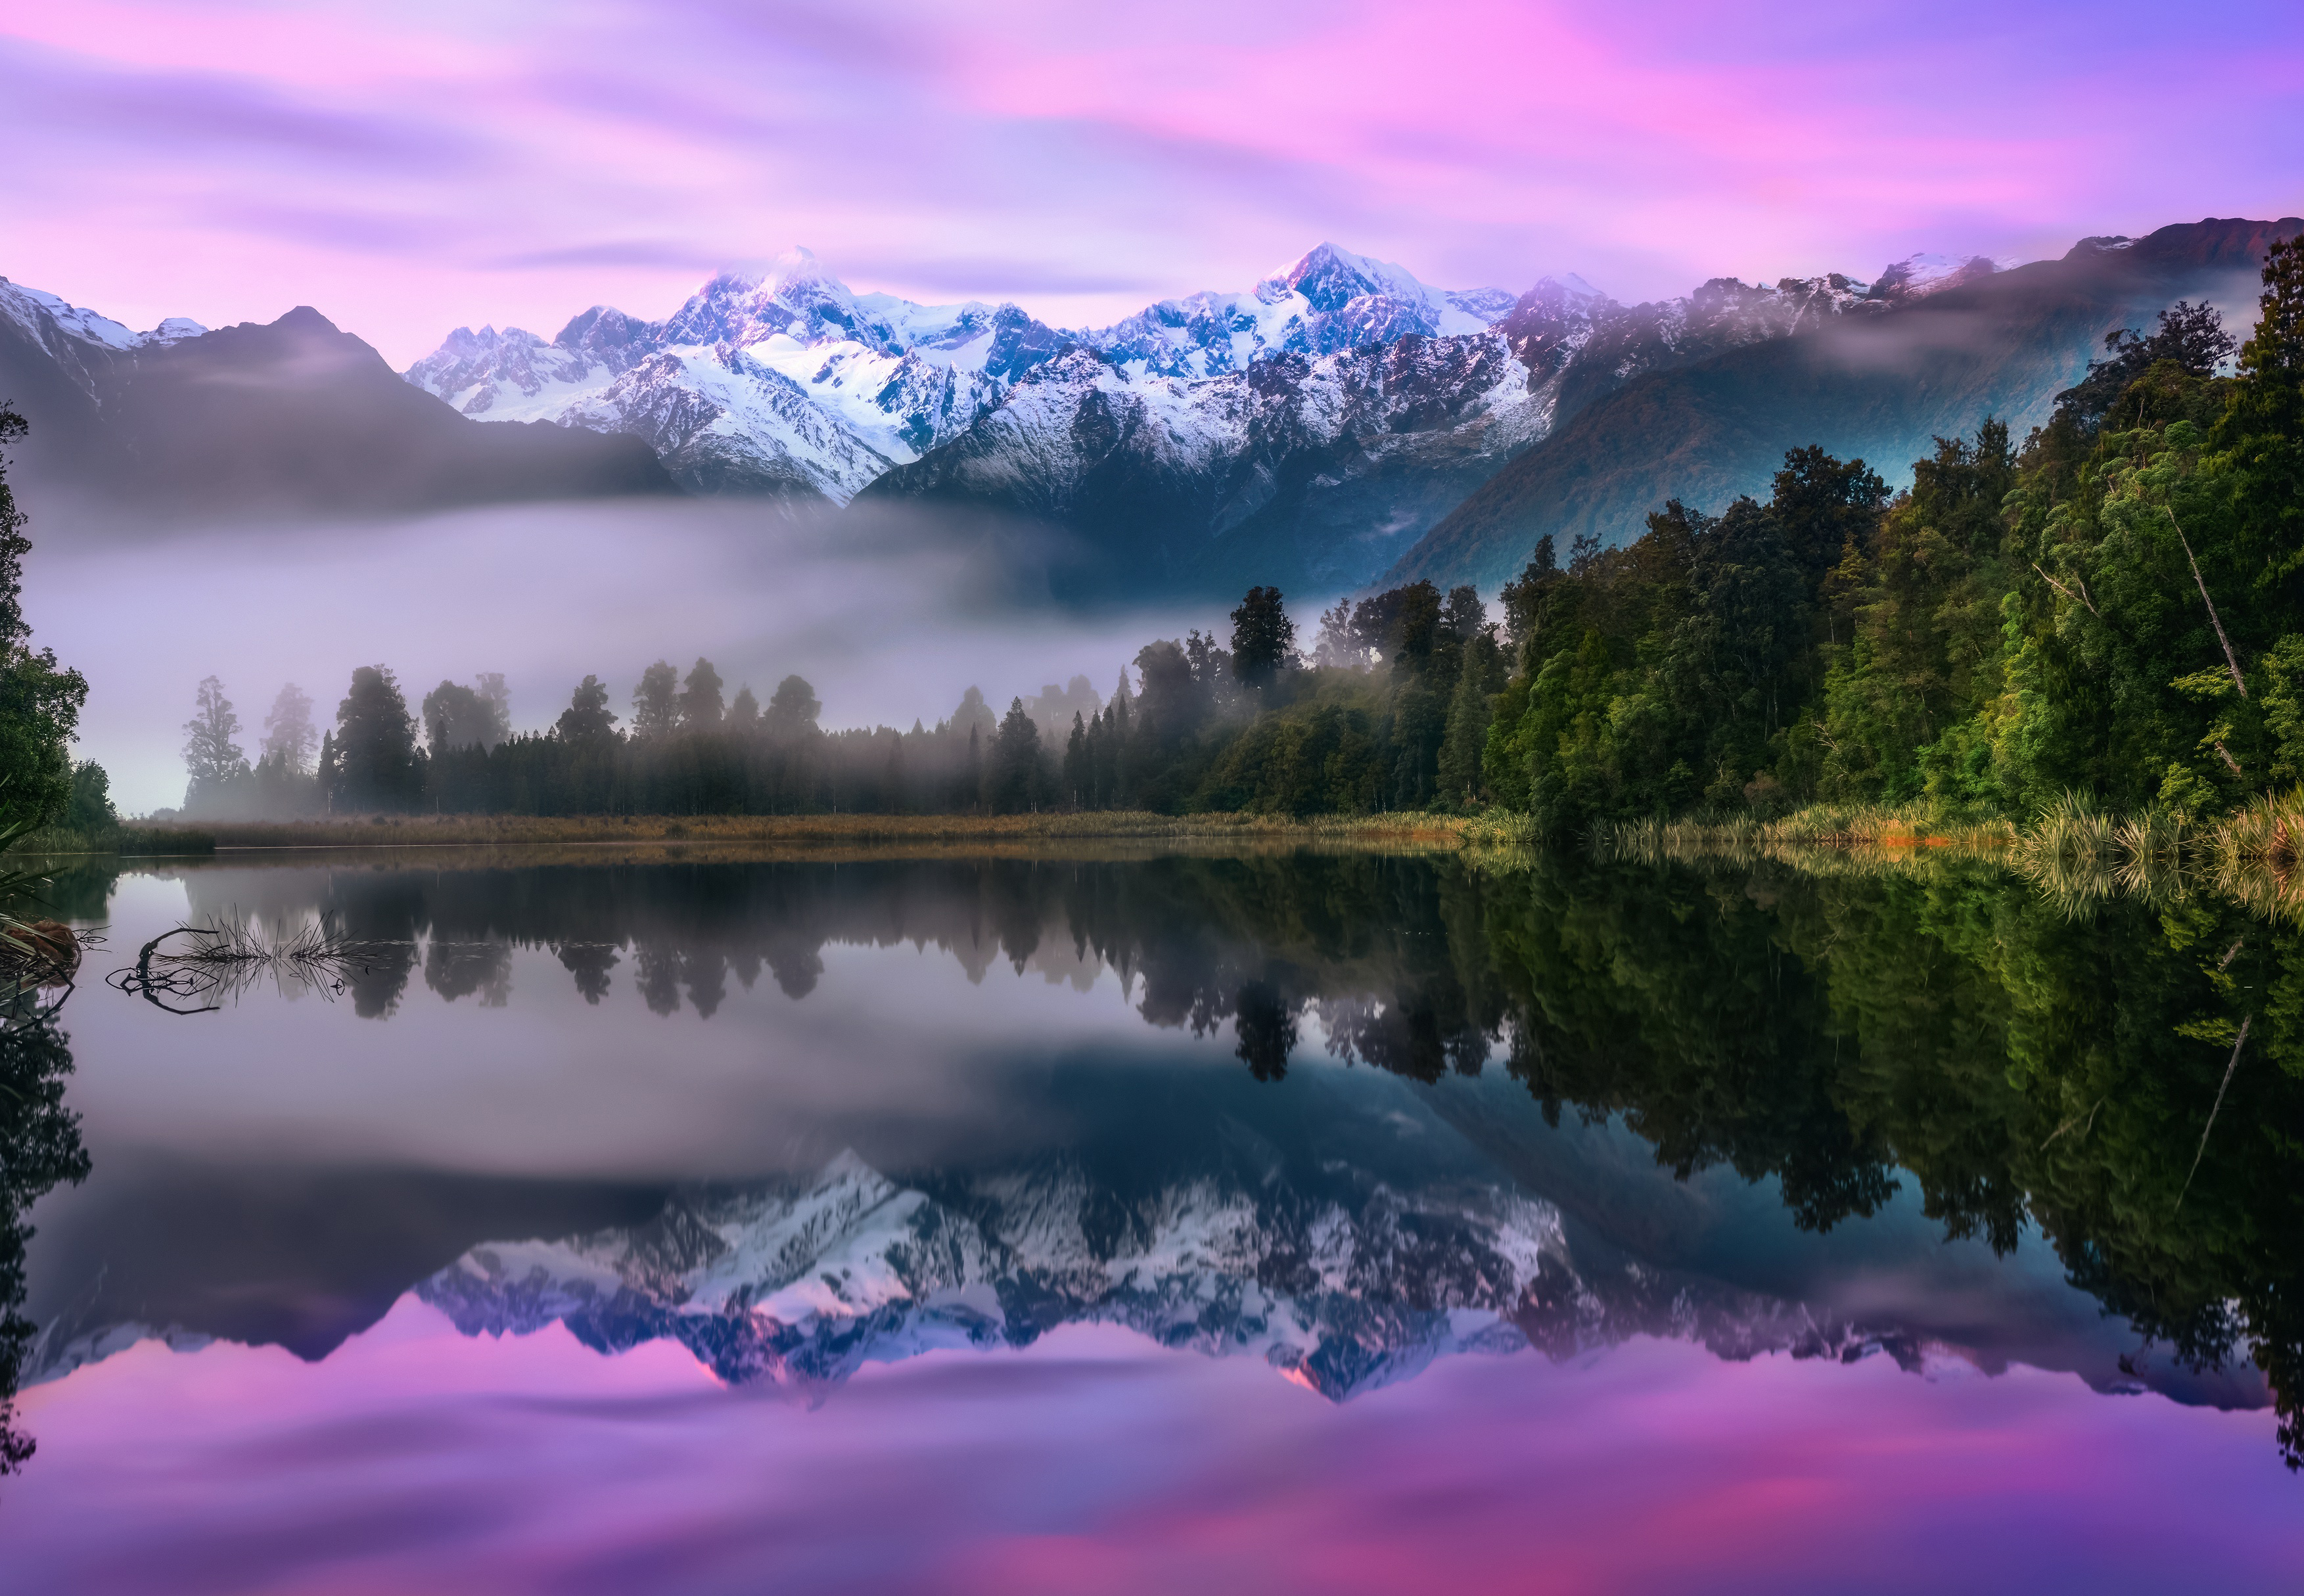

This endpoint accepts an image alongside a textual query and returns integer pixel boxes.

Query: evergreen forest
[131,240,2304,841]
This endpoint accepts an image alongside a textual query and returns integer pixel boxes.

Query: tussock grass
[1600,788,2304,923]
[7,823,216,857]
[1596,804,2014,869]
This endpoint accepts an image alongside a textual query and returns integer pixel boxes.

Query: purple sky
[5,1,2301,366]
[12,1306,2297,1593]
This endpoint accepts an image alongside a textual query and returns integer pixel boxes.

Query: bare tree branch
[2169,511,2246,698]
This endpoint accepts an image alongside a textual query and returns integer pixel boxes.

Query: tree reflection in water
[0,993,88,1476]
[132,848,2304,1468]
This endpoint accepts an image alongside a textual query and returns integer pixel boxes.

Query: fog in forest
[27,497,1230,814]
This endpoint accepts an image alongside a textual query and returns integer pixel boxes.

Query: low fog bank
[27,498,1236,815]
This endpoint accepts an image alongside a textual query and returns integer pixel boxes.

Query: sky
[12,1310,2297,1593]
[3,0,2301,367]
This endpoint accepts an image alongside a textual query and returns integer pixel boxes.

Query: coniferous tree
[678,658,725,729]
[631,660,680,740]
[261,683,317,774]
[422,679,497,754]
[988,697,1042,813]
[1231,586,1295,690]
[556,675,618,742]
[475,673,512,746]
[331,666,420,812]
[1063,711,1088,808]
[727,685,760,729]
[1437,635,1494,808]
[883,731,908,813]
[181,676,249,811]
[764,675,821,739]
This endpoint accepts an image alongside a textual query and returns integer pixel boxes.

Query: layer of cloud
[3,1,2297,364]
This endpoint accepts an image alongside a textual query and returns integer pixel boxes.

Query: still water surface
[3,845,2299,1592]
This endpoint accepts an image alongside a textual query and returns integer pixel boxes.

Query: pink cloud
[7,1300,2297,1593]
[1,2,2299,366]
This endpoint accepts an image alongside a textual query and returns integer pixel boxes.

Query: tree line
[39,235,2304,834]
[169,580,1513,820]
[1482,238,2304,832]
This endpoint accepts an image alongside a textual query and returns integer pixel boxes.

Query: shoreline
[13,809,1497,857]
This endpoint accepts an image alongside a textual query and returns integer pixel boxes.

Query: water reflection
[23,846,2304,1476]
[1,997,89,1475]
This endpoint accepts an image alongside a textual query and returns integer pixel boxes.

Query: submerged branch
[106,914,394,1012]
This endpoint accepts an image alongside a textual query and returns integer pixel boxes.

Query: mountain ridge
[1386,216,2304,594]
[0,280,678,518]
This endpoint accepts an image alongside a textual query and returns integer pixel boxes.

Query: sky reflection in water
[6,847,2300,1592]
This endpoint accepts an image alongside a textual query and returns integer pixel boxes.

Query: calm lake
[4,844,2299,1593]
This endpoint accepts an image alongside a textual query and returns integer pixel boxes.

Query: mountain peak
[1869,252,2001,300]
[707,246,841,299]
[1264,242,1429,313]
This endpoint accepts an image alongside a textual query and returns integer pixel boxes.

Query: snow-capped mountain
[0,278,206,360]
[858,256,1950,593]
[1082,242,1515,379]
[402,242,1974,585]
[403,248,1067,502]
[857,332,1557,593]
[409,1149,1885,1402]
[0,276,206,411]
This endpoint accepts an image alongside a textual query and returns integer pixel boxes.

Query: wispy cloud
[2,1,2299,364]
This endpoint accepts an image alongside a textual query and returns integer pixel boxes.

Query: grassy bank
[10,823,219,857]
[1590,792,2304,919]
[13,809,1484,855]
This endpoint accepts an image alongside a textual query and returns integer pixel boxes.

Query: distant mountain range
[5,218,2293,595]
[0,283,674,519]
[16,1120,2099,1407]
[400,241,1979,594]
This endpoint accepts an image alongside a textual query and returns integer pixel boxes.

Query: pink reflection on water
[10,1298,2297,1595]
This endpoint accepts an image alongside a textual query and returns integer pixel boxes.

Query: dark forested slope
[1389,217,2301,593]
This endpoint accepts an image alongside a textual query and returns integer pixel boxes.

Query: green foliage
[1469,850,2304,1463]
[1469,248,2304,837]
[0,406,87,832]
[63,762,114,834]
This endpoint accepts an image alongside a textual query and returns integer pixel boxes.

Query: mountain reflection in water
[6,844,2301,1582]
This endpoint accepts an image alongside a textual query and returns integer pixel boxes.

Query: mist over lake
[6,0,2303,1588]
[29,497,1215,815]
